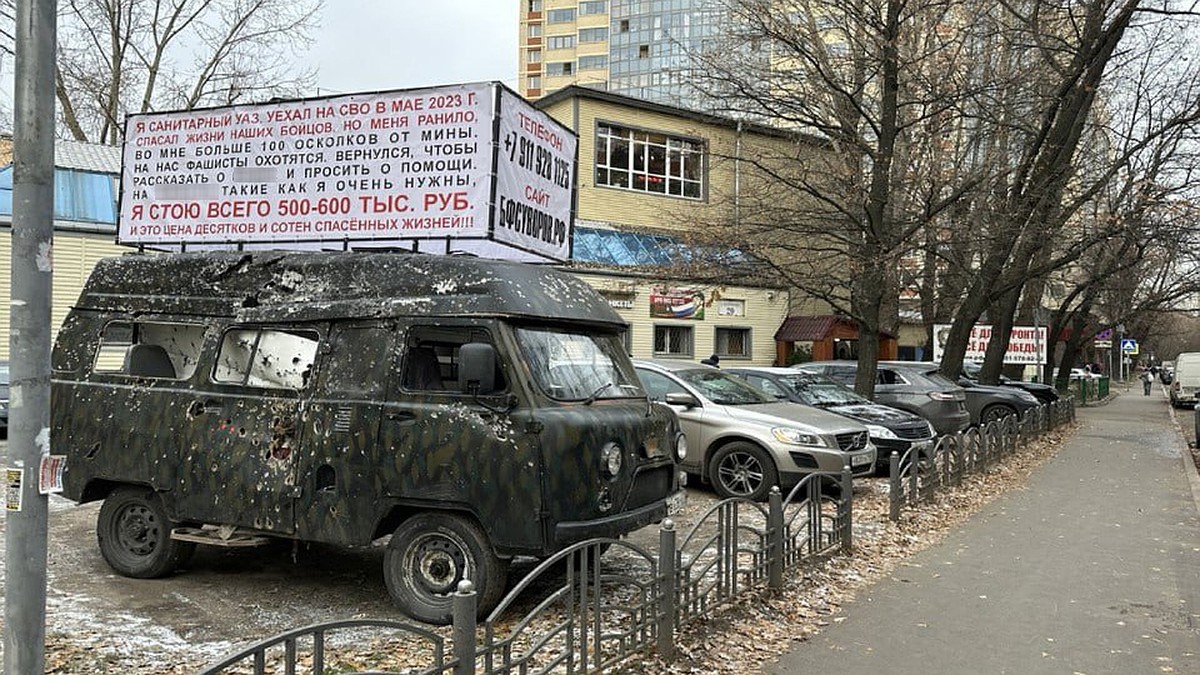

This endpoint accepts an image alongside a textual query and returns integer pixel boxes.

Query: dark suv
[727,366,936,472]
[802,361,971,435]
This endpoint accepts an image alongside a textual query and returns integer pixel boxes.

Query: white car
[1068,368,1103,380]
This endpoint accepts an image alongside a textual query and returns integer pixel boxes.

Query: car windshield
[918,368,961,389]
[515,327,644,401]
[0,363,8,384]
[778,372,867,406]
[677,369,775,405]
[961,361,982,378]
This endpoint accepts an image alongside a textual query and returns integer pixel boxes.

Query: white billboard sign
[932,324,1048,365]
[118,82,577,261]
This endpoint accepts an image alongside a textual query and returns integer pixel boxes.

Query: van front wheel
[97,486,194,579]
[384,513,508,625]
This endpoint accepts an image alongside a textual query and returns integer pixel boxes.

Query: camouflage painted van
[52,250,685,624]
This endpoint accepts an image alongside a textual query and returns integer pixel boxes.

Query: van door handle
[188,400,222,416]
[385,411,416,422]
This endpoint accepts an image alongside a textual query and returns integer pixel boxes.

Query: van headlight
[600,442,623,478]
[772,427,824,447]
[674,432,688,461]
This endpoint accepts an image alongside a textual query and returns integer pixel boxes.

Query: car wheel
[97,486,194,579]
[980,404,1016,425]
[709,442,778,501]
[384,512,508,625]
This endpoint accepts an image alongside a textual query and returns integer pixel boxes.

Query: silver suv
[634,360,875,500]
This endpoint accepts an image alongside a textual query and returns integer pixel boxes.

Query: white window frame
[595,121,705,199]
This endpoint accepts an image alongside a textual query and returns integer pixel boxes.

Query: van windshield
[515,327,645,402]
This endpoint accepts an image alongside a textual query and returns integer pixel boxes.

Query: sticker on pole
[39,455,66,495]
[5,466,22,512]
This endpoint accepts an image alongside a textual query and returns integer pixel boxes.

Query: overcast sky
[308,2,520,95]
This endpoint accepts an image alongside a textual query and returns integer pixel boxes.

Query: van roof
[74,251,626,329]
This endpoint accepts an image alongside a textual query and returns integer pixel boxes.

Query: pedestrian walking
[1141,368,1153,395]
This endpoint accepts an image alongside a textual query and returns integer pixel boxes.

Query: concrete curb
[1163,391,1200,516]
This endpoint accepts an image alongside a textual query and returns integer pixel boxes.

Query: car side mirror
[665,392,700,409]
[458,342,496,395]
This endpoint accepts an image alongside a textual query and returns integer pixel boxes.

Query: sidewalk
[771,390,1200,675]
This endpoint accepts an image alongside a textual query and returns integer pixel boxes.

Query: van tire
[97,486,194,579]
[709,442,777,501]
[384,513,508,625]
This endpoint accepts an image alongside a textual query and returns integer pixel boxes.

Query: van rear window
[214,328,319,389]
[93,321,205,380]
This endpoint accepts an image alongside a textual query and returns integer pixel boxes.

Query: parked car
[1068,367,1103,381]
[961,361,1059,404]
[726,366,936,473]
[633,359,875,501]
[953,377,1041,425]
[1170,353,1200,408]
[1160,361,1174,385]
[802,361,971,435]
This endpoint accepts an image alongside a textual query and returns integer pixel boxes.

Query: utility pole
[4,0,57,672]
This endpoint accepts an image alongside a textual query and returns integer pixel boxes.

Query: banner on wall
[650,287,706,320]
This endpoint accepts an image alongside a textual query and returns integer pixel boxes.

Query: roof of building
[534,85,827,146]
[56,138,122,173]
[775,315,898,342]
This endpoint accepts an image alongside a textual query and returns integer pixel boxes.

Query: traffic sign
[1120,338,1139,354]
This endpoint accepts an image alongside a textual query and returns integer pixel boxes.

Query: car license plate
[911,440,933,452]
[851,452,872,467]
[667,490,687,516]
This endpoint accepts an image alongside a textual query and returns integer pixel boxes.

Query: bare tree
[1,0,322,144]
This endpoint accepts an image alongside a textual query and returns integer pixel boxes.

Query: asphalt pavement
[771,384,1200,675]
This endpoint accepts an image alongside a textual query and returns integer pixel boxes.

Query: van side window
[402,326,506,393]
[93,321,204,380]
[214,328,319,390]
[319,326,390,396]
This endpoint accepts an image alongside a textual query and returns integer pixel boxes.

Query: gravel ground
[1,423,1078,674]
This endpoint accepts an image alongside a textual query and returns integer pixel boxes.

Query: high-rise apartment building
[518,0,722,108]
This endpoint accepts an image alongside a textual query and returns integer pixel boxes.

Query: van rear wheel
[97,486,194,579]
[384,513,508,625]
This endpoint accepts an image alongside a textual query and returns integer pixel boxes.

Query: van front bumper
[554,494,675,546]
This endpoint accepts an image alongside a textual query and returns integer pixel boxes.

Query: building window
[546,61,574,76]
[527,23,543,37]
[579,27,608,42]
[639,44,649,58]
[527,0,542,11]
[527,49,542,63]
[619,19,630,32]
[595,122,704,199]
[579,55,608,70]
[654,325,693,357]
[547,8,576,23]
[715,327,751,358]
[580,1,607,14]
[547,35,576,50]
[526,76,542,91]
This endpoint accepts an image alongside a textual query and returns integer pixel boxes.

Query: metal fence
[198,401,1073,675]
[887,399,1076,521]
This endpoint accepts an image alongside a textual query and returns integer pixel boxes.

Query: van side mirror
[458,342,497,395]
[665,392,700,409]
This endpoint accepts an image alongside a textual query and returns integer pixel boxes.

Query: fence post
[657,519,677,661]
[840,465,853,553]
[768,487,784,590]
[888,451,901,522]
[452,580,477,675]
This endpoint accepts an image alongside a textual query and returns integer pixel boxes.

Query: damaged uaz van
[52,250,686,624]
